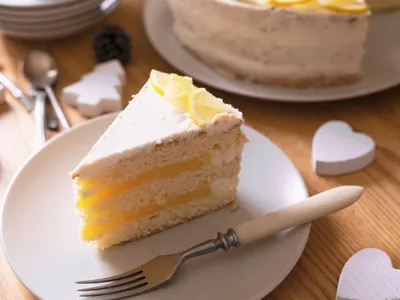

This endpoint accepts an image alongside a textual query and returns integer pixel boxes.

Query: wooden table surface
[1,1,400,299]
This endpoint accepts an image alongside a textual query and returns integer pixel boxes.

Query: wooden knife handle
[234,186,364,246]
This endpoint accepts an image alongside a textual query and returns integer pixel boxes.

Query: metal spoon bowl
[22,50,70,129]
[22,50,58,88]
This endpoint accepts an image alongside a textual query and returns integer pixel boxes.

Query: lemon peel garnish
[163,75,196,112]
[150,70,192,96]
[150,71,232,126]
[189,88,231,125]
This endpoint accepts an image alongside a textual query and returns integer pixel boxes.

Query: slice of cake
[168,0,371,87]
[71,70,247,249]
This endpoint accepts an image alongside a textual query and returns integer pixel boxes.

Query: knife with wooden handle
[234,186,364,245]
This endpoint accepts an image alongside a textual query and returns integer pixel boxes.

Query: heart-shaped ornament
[337,248,400,300]
[312,120,375,176]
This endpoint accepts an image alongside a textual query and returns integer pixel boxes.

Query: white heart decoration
[312,120,375,176]
[337,248,400,300]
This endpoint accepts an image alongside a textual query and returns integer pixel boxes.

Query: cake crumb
[231,203,240,212]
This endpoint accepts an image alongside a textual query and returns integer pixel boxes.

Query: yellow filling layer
[76,153,211,209]
[81,186,211,240]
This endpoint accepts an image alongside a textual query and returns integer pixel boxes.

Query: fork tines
[76,268,149,299]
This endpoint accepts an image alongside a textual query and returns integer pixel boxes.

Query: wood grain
[0,1,399,299]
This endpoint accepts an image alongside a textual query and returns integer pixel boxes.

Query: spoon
[0,69,57,130]
[21,60,47,149]
[31,90,47,150]
[22,50,71,129]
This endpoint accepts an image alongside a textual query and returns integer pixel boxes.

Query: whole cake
[71,70,247,249]
[168,0,371,87]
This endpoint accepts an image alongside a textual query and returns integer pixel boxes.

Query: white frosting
[168,0,370,84]
[72,82,243,177]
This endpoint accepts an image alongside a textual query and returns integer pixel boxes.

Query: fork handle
[233,186,364,246]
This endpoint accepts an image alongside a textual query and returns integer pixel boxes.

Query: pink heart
[337,248,400,300]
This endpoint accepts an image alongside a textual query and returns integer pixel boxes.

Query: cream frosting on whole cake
[168,0,371,87]
[71,70,247,249]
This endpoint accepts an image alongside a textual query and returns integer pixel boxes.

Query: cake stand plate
[143,0,400,102]
[1,113,310,300]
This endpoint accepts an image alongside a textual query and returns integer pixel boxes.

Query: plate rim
[0,113,311,300]
[0,6,107,30]
[0,0,102,21]
[0,0,119,39]
[0,113,121,298]
[142,0,400,103]
[0,0,81,9]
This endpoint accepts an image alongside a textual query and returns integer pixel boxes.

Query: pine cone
[93,25,132,65]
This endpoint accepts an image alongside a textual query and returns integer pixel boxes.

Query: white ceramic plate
[0,0,79,8]
[1,113,310,300]
[0,3,108,29]
[0,0,102,22]
[0,0,119,40]
[143,0,400,102]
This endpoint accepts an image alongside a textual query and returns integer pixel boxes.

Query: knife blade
[0,71,34,111]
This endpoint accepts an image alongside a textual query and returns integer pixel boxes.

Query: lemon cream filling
[81,186,211,240]
[76,153,211,208]
[76,145,242,203]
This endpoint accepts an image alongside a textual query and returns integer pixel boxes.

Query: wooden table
[1,1,400,299]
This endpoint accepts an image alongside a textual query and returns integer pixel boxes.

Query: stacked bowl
[0,0,119,40]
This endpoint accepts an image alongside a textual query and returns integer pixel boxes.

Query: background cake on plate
[168,0,371,87]
[71,70,247,249]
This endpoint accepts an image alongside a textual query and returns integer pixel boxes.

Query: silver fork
[76,185,364,299]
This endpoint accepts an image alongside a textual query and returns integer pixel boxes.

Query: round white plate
[0,3,107,29]
[143,0,400,102]
[0,0,119,40]
[0,0,79,8]
[1,113,310,300]
[0,0,102,22]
